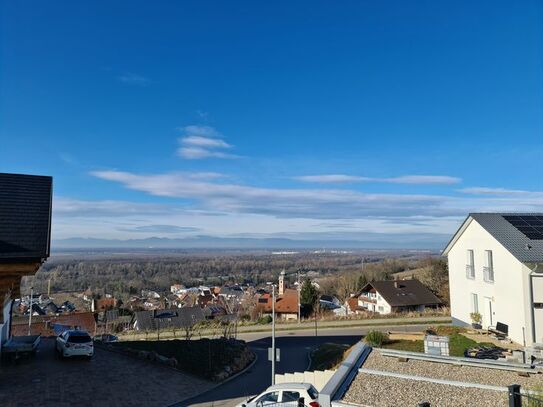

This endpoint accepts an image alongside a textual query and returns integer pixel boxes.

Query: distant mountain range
[53,234,449,250]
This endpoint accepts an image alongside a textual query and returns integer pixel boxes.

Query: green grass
[309,343,350,371]
[380,334,495,356]
[382,339,425,353]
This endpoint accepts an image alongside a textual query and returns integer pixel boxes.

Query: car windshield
[67,334,91,343]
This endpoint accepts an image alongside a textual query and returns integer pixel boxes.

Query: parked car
[56,330,94,359]
[236,383,320,407]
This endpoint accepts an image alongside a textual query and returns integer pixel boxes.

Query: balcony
[358,295,377,304]
[483,266,494,283]
[465,264,475,279]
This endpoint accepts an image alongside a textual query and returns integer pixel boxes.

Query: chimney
[278,270,285,295]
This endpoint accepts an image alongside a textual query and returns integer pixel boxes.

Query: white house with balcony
[355,280,442,315]
[443,213,543,346]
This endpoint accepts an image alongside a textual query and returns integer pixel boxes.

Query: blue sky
[1,1,542,246]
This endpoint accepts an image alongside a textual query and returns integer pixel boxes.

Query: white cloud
[459,187,543,197]
[181,136,231,149]
[295,174,461,185]
[118,225,201,233]
[383,175,461,185]
[295,175,371,183]
[117,73,150,86]
[177,125,237,159]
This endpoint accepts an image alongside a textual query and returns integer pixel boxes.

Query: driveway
[181,333,362,407]
[0,338,213,407]
[182,323,432,407]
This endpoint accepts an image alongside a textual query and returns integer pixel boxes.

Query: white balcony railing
[483,266,494,283]
[466,264,475,279]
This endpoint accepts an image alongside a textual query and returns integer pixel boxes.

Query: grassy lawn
[309,343,351,371]
[112,338,253,380]
[381,333,496,357]
[382,339,424,353]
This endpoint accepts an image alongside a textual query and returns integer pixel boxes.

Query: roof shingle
[0,173,53,261]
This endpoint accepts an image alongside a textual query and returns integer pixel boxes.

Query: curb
[168,351,259,407]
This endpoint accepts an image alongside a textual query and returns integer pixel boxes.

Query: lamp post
[271,283,276,385]
[297,271,301,324]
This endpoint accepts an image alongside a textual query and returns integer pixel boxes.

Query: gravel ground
[363,350,541,387]
[343,373,508,407]
[342,350,542,407]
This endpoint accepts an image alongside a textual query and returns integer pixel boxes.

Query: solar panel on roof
[503,215,543,240]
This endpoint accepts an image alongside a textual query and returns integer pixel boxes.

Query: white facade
[446,218,543,346]
[358,292,393,314]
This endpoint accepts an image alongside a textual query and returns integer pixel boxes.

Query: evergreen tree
[300,278,319,313]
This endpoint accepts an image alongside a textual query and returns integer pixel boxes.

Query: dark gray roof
[445,213,543,263]
[133,307,204,330]
[361,280,442,307]
[0,173,53,261]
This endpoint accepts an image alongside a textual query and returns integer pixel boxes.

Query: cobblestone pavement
[0,338,213,407]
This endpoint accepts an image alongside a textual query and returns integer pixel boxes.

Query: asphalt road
[179,323,431,407]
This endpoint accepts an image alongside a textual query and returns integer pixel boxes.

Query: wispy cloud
[295,174,461,185]
[177,125,238,159]
[459,187,543,197]
[117,73,150,86]
[89,170,543,221]
[295,175,371,183]
[384,175,461,185]
[118,225,201,233]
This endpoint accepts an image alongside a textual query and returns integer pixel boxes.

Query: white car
[56,330,94,359]
[237,383,320,407]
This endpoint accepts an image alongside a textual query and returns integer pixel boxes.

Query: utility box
[424,335,449,356]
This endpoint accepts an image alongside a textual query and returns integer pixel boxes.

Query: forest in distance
[23,249,449,305]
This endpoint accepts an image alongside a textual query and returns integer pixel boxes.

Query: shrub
[257,315,272,324]
[526,385,543,407]
[470,312,482,324]
[364,330,389,347]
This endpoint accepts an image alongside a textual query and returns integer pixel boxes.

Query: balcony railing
[465,264,475,279]
[483,266,494,283]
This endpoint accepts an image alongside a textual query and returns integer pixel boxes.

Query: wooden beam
[0,262,42,273]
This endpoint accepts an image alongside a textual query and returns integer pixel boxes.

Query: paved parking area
[0,338,213,407]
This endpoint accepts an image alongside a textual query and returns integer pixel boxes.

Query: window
[307,386,318,400]
[471,293,479,313]
[466,249,475,279]
[484,250,494,282]
[282,391,300,402]
[67,334,92,343]
[256,391,279,404]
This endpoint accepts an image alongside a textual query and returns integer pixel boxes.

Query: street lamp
[266,282,277,385]
[271,283,276,385]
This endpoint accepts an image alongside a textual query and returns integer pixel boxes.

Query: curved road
[179,324,430,407]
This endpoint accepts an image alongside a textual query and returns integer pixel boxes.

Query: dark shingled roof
[133,307,205,330]
[360,280,442,307]
[0,173,53,261]
[443,213,543,263]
